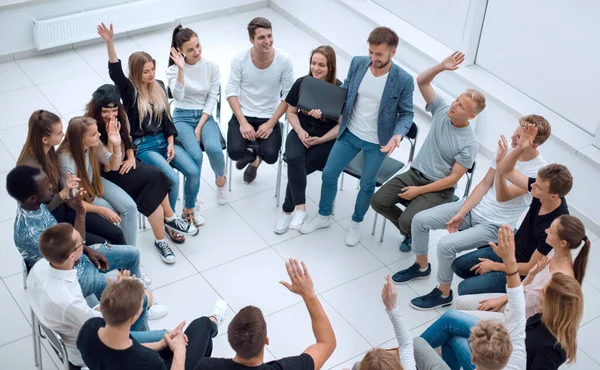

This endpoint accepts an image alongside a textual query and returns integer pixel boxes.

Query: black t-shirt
[285,76,342,137]
[194,354,315,370]
[77,317,167,370]
[525,313,567,370]
[514,178,569,263]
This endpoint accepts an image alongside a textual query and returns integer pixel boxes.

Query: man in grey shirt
[371,51,482,261]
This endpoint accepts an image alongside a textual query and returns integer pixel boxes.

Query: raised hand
[381,275,398,311]
[495,135,508,165]
[489,225,516,262]
[518,123,538,150]
[280,259,315,298]
[170,47,185,69]
[441,51,465,71]
[70,186,87,213]
[97,22,114,42]
[380,134,401,156]
[109,269,133,285]
[446,213,465,233]
[529,256,550,277]
[106,119,122,146]
[62,172,81,199]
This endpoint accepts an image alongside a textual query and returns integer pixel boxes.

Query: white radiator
[32,0,174,50]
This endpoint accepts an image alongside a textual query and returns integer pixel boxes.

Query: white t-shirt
[225,48,295,119]
[26,259,101,366]
[472,151,547,227]
[166,58,220,114]
[348,69,388,144]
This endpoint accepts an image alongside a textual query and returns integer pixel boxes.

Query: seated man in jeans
[27,221,167,369]
[300,26,414,247]
[77,278,227,370]
[370,52,481,252]
[452,125,572,296]
[392,115,550,310]
[226,17,294,184]
[6,165,159,300]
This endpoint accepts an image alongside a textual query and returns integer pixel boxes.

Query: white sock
[164,214,176,222]
[441,294,449,298]
[419,265,428,272]
[156,238,167,243]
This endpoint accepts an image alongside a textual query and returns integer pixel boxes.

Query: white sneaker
[274,213,293,234]
[208,300,228,327]
[147,304,168,320]
[289,210,308,230]
[345,221,361,247]
[216,184,227,205]
[139,265,152,286]
[299,214,333,234]
[193,203,206,226]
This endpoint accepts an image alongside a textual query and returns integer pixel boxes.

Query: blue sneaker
[399,235,412,252]
[410,288,453,310]
[392,262,431,284]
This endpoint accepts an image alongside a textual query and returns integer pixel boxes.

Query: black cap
[92,84,122,108]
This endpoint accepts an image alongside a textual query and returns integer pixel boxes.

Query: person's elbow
[495,192,510,202]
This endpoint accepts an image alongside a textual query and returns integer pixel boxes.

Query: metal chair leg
[340,172,345,191]
[31,310,40,368]
[371,213,378,235]
[275,158,283,207]
[380,219,387,242]
[228,158,233,192]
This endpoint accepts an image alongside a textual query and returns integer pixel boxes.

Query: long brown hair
[128,52,170,127]
[57,117,104,202]
[556,215,590,284]
[84,99,132,151]
[308,45,337,85]
[541,273,584,363]
[17,110,61,190]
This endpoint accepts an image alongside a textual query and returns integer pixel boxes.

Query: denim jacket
[340,56,414,145]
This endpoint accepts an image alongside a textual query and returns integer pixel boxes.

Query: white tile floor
[0,7,599,370]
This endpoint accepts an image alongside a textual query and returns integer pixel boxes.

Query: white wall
[477,0,600,135]
[0,0,264,58]
[372,0,471,51]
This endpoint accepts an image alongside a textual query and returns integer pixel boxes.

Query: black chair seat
[344,152,405,187]
[450,194,460,203]
[200,130,227,151]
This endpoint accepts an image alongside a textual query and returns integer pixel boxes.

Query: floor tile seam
[225,196,281,247]
[198,245,279,275]
[316,264,389,297]
[1,278,34,329]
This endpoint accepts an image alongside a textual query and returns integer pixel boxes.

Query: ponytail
[573,237,590,284]
[169,24,198,67]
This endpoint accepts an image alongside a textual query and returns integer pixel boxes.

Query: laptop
[297,76,347,120]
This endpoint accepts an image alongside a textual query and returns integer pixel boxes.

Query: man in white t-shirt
[225,17,294,184]
[392,115,551,311]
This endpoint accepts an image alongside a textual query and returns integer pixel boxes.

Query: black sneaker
[392,262,431,284]
[154,240,176,264]
[243,158,261,184]
[165,217,197,236]
[410,288,453,310]
[236,150,257,170]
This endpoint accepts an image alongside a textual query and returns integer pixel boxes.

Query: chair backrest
[35,313,72,370]
[462,161,477,199]
[404,122,419,166]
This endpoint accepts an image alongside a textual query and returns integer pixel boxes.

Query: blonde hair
[359,348,403,370]
[469,320,512,370]
[463,88,486,115]
[519,114,552,145]
[128,52,170,128]
[541,273,584,364]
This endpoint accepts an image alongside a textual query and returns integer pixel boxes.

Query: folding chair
[33,310,79,370]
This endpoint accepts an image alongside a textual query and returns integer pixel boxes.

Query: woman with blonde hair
[18,110,126,246]
[97,23,203,234]
[455,214,591,322]
[274,45,341,234]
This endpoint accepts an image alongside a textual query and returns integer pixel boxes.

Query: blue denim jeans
[93,177,138,247]
[452,246,507,295]
[319,130,386,222]
[421,310,478,370]
[76,243,140,300]
[173,108,226,179]
[134,133,200,210]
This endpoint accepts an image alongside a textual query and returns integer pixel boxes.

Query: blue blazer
[340,56,414,145]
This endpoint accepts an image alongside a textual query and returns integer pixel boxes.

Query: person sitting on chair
[225,17,295,184]
[274,45,341,234]
[300,26,415,247]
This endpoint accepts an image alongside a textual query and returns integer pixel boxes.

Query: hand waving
[381,275,398,311]
[489,225,516,263]
[495,135,508,165]
[106,119,122,147]
[441,51,465,71]
[280,259,315,298]
[518,123,538,150]
[97,23,114,42]
[170,47,185,69]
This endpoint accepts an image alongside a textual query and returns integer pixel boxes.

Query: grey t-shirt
[58,146,112,188]
[412,94,477,183]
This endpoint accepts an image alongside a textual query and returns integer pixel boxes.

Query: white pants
[455,293,507,324]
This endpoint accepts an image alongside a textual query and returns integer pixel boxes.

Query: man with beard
[300,27,415,246]
[226,17,295,184]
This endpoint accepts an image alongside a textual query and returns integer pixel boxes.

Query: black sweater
[108,60,178,141]
[525,313,567,370]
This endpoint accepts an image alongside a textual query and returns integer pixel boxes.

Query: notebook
[297,76,347,120]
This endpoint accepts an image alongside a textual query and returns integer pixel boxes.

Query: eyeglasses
[63,239,85,258]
